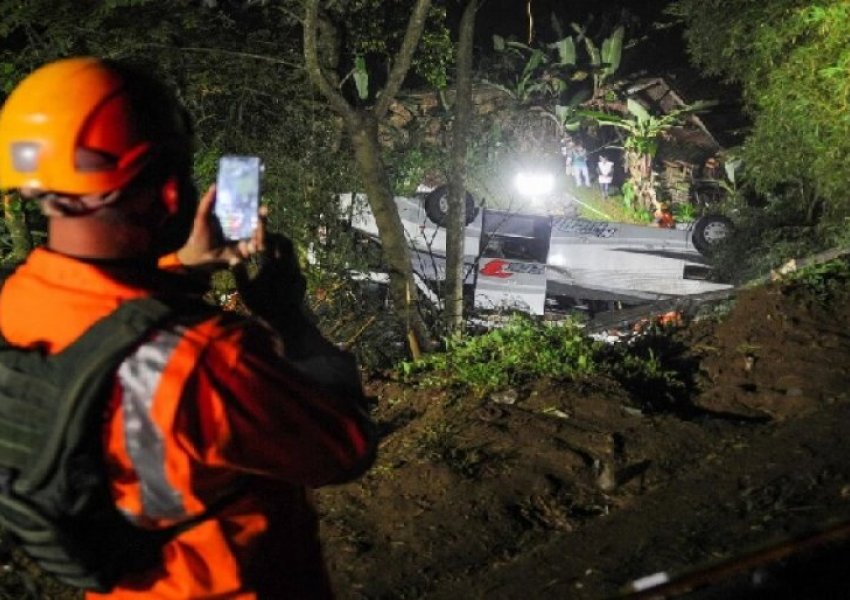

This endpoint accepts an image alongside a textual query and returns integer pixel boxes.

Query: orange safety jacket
[0,248,376,599]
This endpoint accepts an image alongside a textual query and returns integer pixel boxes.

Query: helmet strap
[38,190,122,217]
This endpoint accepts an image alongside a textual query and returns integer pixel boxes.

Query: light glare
[514,172,554,197]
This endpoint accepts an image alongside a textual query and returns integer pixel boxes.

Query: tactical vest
[0,295,232,591]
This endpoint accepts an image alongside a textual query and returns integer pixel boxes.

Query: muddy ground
[317,263,850,599]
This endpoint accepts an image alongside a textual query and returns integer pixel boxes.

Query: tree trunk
[2,193,32,263]
[625,150,657,211]
[303,0,435,356]
[444,0,477,336]
[346,112,432,353]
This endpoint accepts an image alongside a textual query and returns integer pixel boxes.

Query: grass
[784,257,850,306]
[414,423,493,478]
[487,172,658,225]
[402,315,598,399]
[561,182,654,225]
[401,315,692,413]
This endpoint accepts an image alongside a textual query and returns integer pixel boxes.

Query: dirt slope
[317,264,850,599]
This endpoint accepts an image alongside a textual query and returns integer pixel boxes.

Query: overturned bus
[339,188,733,316]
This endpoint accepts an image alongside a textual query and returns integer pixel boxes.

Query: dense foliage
[402,315,689,412]
[0,0,365,252]
[403,316,598,397]
[0,0,380,330]
[668,0,850,223]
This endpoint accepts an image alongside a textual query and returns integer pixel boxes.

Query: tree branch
[303,0,357,120]
[373,0,432,118]
[136,43,303,69]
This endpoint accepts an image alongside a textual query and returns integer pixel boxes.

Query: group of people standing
[562,141,615,198]
[559,139,687,229]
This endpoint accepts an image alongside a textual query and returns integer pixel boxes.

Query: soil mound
[318,264,850,599]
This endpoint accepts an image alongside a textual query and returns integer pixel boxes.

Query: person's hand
[175,185,263,268]
[232,232,307,322]
[231,230,335,362]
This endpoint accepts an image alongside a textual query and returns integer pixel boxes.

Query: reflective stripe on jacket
[0,248,375,599]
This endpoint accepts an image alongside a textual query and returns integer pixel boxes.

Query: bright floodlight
[514,172,554,197]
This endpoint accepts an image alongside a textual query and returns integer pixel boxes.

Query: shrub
[401,314,598,398]
[401,314,689,412]
[669,0,850,225]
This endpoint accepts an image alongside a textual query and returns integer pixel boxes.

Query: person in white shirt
[597,155,614,198]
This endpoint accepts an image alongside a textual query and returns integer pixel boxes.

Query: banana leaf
[600,26,624,75]
[551,36,576,66]
[627,98,651,122]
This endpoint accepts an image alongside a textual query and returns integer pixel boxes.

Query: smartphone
[215,155,263,241]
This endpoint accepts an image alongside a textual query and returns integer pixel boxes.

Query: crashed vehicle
[339,186,734,317]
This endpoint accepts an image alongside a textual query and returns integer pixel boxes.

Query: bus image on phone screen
[215,155,261,241]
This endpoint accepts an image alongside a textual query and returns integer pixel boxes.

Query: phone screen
[215,155,262,241]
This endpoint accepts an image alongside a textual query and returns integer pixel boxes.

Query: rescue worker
[0,57,376,598]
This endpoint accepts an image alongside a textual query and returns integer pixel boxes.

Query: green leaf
[353,55,369,100]
[505,40,534,52]
[520,48,545,81]
[555,104,571,123]
[626,98,651,122]
[724,158,743,185]
[563,120,581,132]
[577,109,632,129]
[551,36,576,66]
[569,22,585,42]
[601,26,623,74]
[492,34,505,51]
[582,33,601,67]
[567,88,592,107]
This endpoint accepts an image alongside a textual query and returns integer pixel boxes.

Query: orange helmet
[0,56,192,196]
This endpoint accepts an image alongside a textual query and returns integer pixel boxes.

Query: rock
[622,406,644,418]
[491,389,519,405]
[595,461,618,492]
[775,374,806,393]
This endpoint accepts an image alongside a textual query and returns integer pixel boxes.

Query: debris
[769,246,850,281]
[541,406,570,419]
[632,311,684,335]
[491,389,519,405]
[596,461,618,492]
[619,519,850,599]
[343,315,377,349]
[626,571,670,593]
[622,406,644,418]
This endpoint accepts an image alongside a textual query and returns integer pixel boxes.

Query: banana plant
[553,88,592,132]
[581,98,716,209]
[489,35,560,102]
[571,24,624,99]
[487,26,632,146]
[490,33,594,102]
